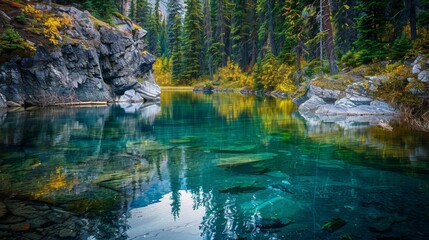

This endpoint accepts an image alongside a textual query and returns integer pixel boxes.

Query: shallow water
[0,91,428,240]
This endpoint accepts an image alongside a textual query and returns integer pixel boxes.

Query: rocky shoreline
[0,4,160,108]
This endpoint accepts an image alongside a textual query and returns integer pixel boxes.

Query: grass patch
[311,75,350,92]
[89,15,111,29]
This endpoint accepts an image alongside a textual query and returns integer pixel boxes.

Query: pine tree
[203,0,214,79]
[167,0,182,55]
[147,0,161,56]
[159,19,169,57]
[354,0,389,63]
[211,0,229,69]
[182,0,204,81]
[231,0,250,70]
[135,0,151,28]
[171,14,183,82]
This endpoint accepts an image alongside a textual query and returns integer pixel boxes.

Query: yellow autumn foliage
[153,57,172,86]
[216,59,253,89]
[255,54,297,93]
[23,4,73,45]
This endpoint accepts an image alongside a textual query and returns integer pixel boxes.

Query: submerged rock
[219,185,265,194]
[254,196,302,220]
[269,183,293,194]
[0,202,6,219]
[321,217,347,233]
[212,145,257,153]
[216,153,277,167]
[58,228,77,238]
[254,217,292,229]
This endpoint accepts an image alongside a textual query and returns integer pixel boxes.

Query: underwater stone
[216,153,277,167]
[368,217,394,233]
[321,217,347,233]
[219,185,265,194]
[0,202,6,218]
[8,222,31,232]
[269,183,293,194]
[255,197,301,220]
[265,171,289,178]
[0,216,25,224]
[58,228,77,238]
[23,232,43,240]
[212,145,257,153]
[255,217,292,229]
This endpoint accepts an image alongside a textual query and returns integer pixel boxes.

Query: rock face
[0,6,160,107]
[0,93,6,108]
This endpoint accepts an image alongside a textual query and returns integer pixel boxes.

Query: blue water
[0,91,428,240]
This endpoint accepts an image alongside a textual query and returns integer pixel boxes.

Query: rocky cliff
[0,4,160,107]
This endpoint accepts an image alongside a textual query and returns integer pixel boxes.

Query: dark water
[0,91,428,240]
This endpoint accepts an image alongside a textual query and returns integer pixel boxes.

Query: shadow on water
[0,91,428,239]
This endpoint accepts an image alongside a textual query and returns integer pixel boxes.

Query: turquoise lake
[0,91,429,240]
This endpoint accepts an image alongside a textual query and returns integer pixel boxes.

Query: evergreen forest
[73,0,429,90]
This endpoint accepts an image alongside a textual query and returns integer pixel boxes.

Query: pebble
[58,228,77,238]
[9,222,31,232]
[0,216,26,224]
[23,232,43,240]
[0,202,6,218]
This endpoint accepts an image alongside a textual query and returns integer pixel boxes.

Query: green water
[0,91,428,240]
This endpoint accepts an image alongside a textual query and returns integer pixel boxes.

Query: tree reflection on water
[0,92,428,239]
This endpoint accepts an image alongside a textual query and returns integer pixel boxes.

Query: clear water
[0,91,428,240]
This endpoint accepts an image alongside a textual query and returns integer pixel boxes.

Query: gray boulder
[335,98,357,109]
[370,100,396,114]
[412,64,422,75]
[298,96,327,113]
[308,84,342,101]
[345,82,373,104]
[418,70,429,82]
[315,105,347,115]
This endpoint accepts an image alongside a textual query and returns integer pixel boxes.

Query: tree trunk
[217,0,227,66]
[409,0,417,40]
[322,0,339,74]
[249,0,257,67]
[268,0,275,54]
[203,0,214,80]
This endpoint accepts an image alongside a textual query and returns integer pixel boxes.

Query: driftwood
[55,101,108,106]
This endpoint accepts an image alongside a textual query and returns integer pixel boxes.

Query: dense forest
[2,0,429,90]
[62,0,429,90]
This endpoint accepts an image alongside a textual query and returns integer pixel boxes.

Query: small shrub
[408,28,429,57]
[340,51,362,68]
[0,28,36,59]
[253,54,296,93]
[390,32,411,60]
[153,57,172,86]
[0,28,35,52]
[217,59,253,90]
[15,11,27,24]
